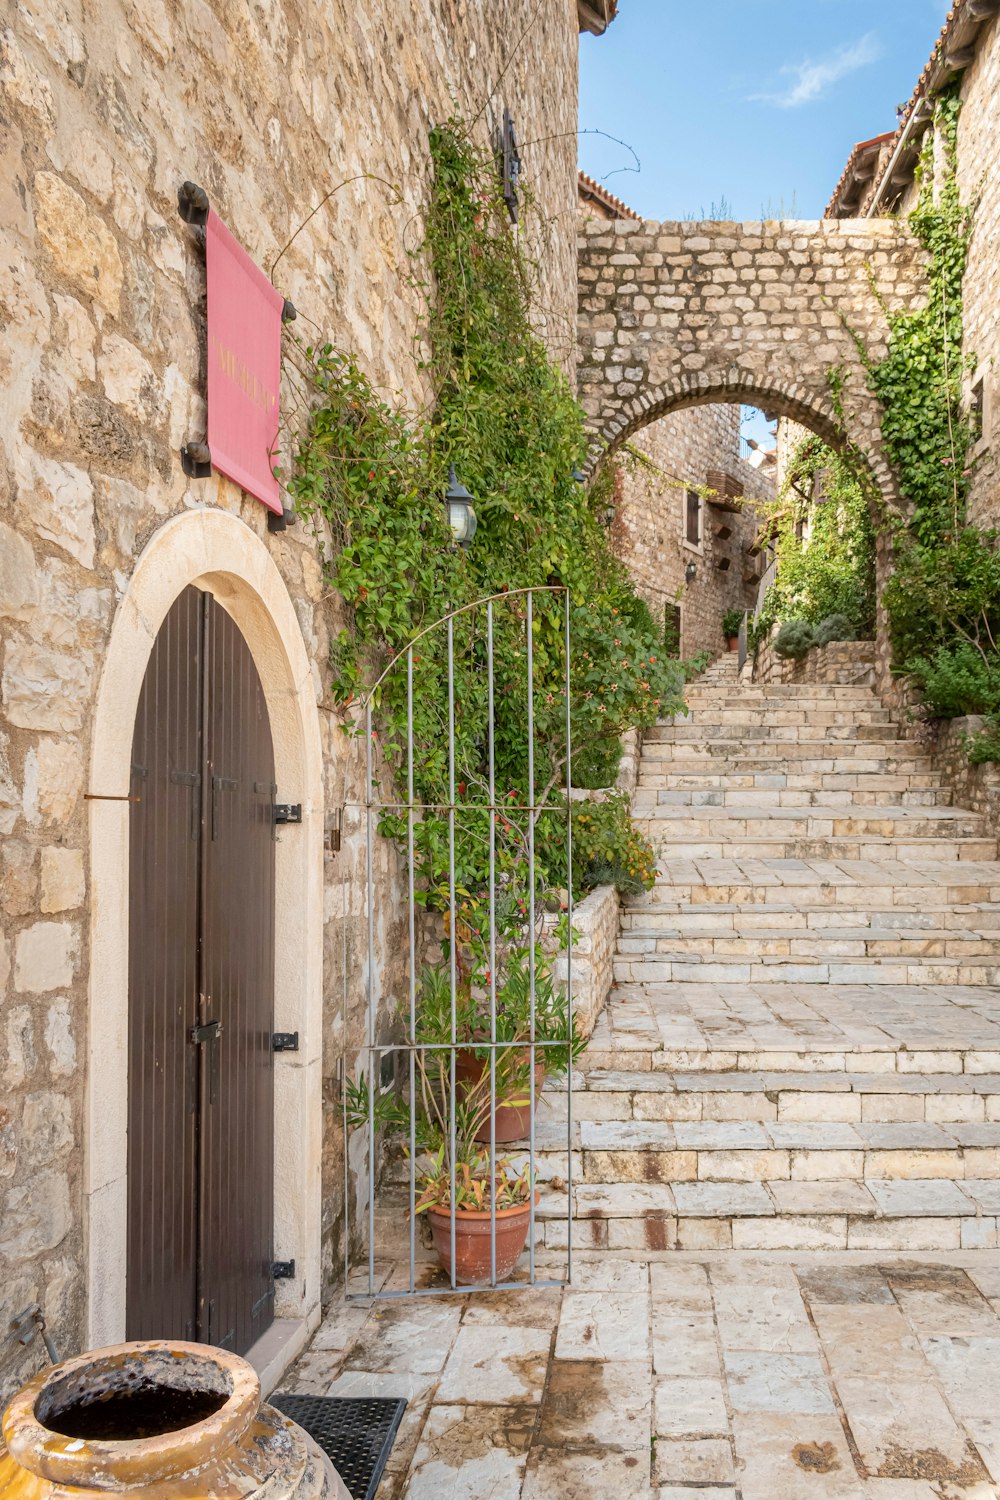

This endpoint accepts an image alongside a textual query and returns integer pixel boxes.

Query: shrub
[722,608,744,640]
[570,794,657,898]
[968,715,1000,765]
[680,649,713,681]
[814,614,855,647]
[774,620,816,660]
[907,642,1000,718]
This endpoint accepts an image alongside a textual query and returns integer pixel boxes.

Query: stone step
[560,1069,1000,1124]
[534,1179,1000,1253]
[684,685,876,700]
[683,693,880,709]
[649,721,899,743]
[611,953,1000,985]
[640,742,931,765]
[635,784,953,807]
[663,708,894,727]
[539,1116,1000,1185]
[647,878,1000,906]
[620,902,1000,934]
[633,804,983,840]
[644,835,1000,862]
[617,927,1000,961]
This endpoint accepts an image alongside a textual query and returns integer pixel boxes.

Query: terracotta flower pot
[0,1340,350,1499]
[454,1047,545,1143]
[727,637,739,651]
[426,1197,535,1285]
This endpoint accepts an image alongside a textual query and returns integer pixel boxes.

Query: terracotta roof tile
[577,170,641,221]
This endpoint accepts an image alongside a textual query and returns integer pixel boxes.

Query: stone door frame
[85,508,324,1372]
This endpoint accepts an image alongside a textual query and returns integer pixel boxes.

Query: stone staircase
[536,652,1000,1254]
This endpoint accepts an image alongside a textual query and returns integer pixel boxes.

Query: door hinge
[272,1259,295,1280]
[272,1031,299,1053]
[273,803,302,825]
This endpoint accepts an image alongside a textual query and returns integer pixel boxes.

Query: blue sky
[578,0,952,222]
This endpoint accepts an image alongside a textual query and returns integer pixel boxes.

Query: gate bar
[446,615,457,1289]
[407,647,417,1293]
[487,601,498,1286]
[526,591,536,1283]
[564,587,574,1281]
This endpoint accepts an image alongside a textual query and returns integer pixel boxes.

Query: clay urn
[0,1339,351,1499]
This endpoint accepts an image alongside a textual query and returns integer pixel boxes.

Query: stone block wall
[753,635,876,687]
[614,404,774,658]
[931,718,1000,831]
[550,884,619,1041]
[956,13,1000,530]
[0,0,579,1391]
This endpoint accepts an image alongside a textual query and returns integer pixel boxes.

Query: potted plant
[722,608,744,651]
[347,1022,542,1284]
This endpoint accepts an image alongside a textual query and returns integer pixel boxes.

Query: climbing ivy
[862,83,1000,730]
[288,123,685,904]
[869,84,973,548]
[753,434,876,641]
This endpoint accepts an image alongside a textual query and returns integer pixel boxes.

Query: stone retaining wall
[753,635,876,687]
[549,883,619,1042]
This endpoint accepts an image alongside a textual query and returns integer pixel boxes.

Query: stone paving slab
[286,1252,1000,1497]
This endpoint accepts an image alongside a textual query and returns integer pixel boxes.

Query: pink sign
[206,210,284,515]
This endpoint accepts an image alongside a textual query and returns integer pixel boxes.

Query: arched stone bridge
[577,217,929,504]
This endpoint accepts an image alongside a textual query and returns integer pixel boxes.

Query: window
[971,375,986,447]
[967,363,991,457]
[685,489,702,547]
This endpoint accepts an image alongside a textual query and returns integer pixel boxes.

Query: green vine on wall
[752,434,877,645]
[869,84,973,548]
[288,122,687,903]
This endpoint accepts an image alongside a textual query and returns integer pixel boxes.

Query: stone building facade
[826,0,1000,530]
[614,405,775,659]
[0,0,596,1398]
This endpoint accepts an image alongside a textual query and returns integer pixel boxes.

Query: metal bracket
[272,1032,299,1053]
[328,809,342,853]
[178,180,210,226]
[272,1260,296,1280]
[10,1305,59,1364]
[273,803,302,825]
[181,441,212,479]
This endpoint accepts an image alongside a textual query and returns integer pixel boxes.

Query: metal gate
[345,587,574,1298]
[127,586,277,1353]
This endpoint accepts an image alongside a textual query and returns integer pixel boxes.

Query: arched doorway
[127,585,276,1354]
[85,509,324,1369]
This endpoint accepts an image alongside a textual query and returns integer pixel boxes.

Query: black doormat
[271,1393,407,1500]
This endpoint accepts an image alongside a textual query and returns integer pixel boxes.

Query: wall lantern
[685,561,698,584]
[445,463,477,547]
[601,505,615,527]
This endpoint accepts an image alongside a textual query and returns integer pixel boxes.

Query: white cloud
[752,33,881,109]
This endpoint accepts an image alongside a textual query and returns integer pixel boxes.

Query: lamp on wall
[445,464,477,547]
[685,561,698,584]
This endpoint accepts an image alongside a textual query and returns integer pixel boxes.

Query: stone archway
[576,216,928,510]
[84,508,324,1377]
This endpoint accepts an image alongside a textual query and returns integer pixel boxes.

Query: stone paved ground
[283,1251,1000,1498]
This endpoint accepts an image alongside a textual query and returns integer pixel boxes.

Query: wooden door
[127,587,276,1354]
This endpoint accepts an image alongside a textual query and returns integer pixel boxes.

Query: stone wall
[930,717,1000,832]
[956,13,1000,530]
[550,884,619,1042]
[576,215,928,517]
[753,634,876,688]
[0,0,579,1393]
[614,404,774,659]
